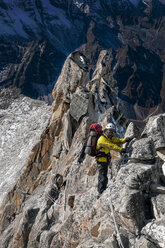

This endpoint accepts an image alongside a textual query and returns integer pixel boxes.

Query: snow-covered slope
[0,90,52,205]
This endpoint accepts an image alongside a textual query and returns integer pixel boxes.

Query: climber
[7,212,16,223]
[54,174,64,189]
[45,174,64,206]
[96,123,134,198]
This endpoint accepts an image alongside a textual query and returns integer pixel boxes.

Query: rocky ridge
[0,50,165,248]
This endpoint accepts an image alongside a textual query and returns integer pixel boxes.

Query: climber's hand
[121,148,127,154]
[125,136,134,143]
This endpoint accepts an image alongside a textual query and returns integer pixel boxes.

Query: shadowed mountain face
[113,45,163,108]
[0,0,165,117]
[0,38,65,102]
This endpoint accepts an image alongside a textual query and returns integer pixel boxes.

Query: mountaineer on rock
[45,174,64,206]
[96,123,133,198]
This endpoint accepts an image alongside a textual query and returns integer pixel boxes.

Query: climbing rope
[109,196,125,248]
[45,193,63,206]
[45,192,125,248]
[45,173,125,248]
[45,188,90,207]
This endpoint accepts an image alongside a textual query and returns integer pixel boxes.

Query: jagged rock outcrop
[0,50,165,248]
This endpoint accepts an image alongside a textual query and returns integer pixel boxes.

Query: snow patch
[129,0,139,6]
[142,0,151,7]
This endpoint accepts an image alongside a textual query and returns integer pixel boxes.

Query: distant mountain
[0,0,165,118]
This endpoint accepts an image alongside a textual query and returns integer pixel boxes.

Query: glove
[125,136,134,143]
[121,148,127,154]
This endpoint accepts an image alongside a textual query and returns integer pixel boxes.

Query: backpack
[84,123,102,157]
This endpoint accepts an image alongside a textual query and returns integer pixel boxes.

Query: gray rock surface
[70,90,92,122]
[130,138,156,163]
[152,195,165,219]
[142,218,165,248]
[124,122,140,139]
[135,237,158,248]
[142,114,165,150]
[53,141,63,158]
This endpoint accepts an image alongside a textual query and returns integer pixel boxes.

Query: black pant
[97,162,109,194]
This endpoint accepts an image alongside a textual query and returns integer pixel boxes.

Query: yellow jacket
[96,133,126,163]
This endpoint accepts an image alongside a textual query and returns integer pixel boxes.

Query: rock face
[0,51,165,248]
